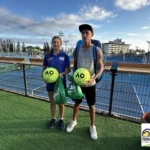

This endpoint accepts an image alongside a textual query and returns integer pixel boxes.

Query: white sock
[60,118,63,120]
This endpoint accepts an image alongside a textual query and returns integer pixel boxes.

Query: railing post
[22,64,27,96]
[109,63,118,116]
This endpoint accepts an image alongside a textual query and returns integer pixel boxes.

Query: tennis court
[1,64,149,120]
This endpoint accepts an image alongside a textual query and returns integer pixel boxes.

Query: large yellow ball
[43,67,59,83]
[73,68,90,85]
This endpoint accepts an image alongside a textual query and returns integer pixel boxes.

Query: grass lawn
[0,91,145,150]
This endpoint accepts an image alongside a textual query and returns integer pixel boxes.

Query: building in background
[102,39,130,55]
[146,52,150,64]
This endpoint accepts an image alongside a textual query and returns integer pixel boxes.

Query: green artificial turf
[0,91,145,150]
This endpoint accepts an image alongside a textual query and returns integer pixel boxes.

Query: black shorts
[72,85,96,106]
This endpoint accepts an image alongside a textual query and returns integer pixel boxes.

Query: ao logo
[45,70,54,75]
[76,73,85,78]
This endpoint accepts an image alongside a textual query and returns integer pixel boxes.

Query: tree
[9,39,11,44]
[16,41,20,52]
[111,51,115,56]
[6,39,9,46]
[46,42,50,52]
[35,46,40,50]
[10,43,13,52]
[26,46,34,50]
[35,46,41,50]
[119,50,123,54]
[102,49,107,56]
[2,40,7,52]
[6,39,10,52]
[13,43,16,52]
[0,43,2,53]
[22,42,26,52]
[43,42,47,52]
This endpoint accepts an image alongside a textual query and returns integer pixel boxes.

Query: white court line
[96,81,110,91]
[128,73,131,77]
[132,84,144,114]
[32,85,46,95]
[96,82,102,92]
[96,81,144,114]
[0,82,24,89]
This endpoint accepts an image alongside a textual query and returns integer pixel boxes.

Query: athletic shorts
[72,85,96,106]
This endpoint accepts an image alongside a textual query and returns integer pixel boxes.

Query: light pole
[63,40,69,52]
[59,31,63,38]
[58,31,64,51]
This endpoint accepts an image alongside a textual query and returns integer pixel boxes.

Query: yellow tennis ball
[73,68,90,85]
[43,67,59,83]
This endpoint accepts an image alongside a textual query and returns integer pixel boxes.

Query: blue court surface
[0,65,150,120]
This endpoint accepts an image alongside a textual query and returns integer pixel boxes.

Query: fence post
[22,64,27,96]
[109,63,118,116]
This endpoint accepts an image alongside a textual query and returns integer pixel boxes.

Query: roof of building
[103,38,130,45]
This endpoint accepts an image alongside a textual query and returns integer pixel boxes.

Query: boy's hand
[84,78,95,87]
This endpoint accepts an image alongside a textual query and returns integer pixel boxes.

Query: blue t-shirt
[43,50,70,81]
[76,39,101,49]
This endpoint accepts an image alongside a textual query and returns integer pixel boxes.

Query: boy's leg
[84,85,97,140]
[66,100,82,132]
[66,83,84,133]
[89,105,95,126]
[73,102,81,121]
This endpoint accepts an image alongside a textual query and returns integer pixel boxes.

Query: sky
[0,0,150,51]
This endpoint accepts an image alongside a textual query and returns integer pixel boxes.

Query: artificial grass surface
[0,91,145,150]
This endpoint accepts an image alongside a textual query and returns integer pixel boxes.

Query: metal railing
[0,61,150,123]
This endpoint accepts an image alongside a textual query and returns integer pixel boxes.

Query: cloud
[0,8,35,33]
[115,0,150,11]
[123,34,150,51]
[141,26,150,30]
[0,5,115,46]
[128,33,140,36]
[145,34,150,37]
[79,5,115,20]
[106,20,112,23]
[0,5,113,35]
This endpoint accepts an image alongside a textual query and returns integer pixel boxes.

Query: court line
[32,85,46,95]
[96,82,143,112]
[132,84,144,114]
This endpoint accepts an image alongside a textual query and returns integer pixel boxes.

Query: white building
[102,39,130,55]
